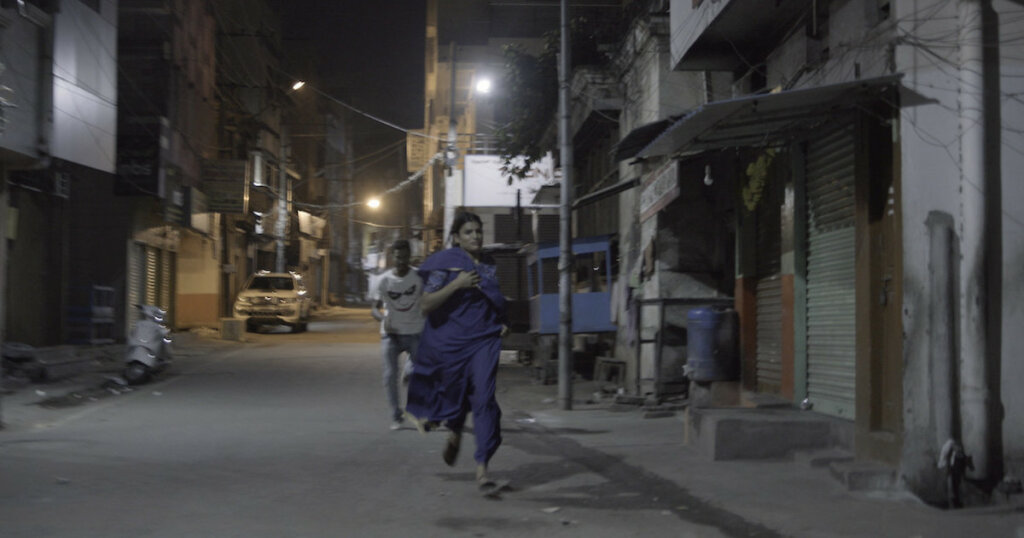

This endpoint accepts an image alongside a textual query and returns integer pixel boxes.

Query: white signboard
[640,160,679,221]
[463,154,556,207]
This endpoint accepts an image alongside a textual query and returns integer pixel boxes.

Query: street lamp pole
[557,0,574,410]
[275,125,289,273]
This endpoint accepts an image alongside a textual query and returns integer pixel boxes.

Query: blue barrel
[686,306,739,382]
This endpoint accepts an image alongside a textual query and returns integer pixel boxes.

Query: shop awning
[628,75,924,160]
[573,177,639,210]
[612,115,681,162]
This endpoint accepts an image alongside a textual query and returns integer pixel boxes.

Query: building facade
[1,0,120,345]
[597,0,1024,506]
[117,0,218,330]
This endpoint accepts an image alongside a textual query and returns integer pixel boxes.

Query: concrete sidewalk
[3,332,1023,537]
[0,330,237,433]
[496,362,1024,538]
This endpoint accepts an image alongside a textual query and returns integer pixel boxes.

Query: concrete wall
[176,229,220,329]
[993,0,1024,479]
[896,0,1024,501]
[50,0,118,173]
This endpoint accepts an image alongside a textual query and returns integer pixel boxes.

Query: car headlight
[236,297,252,305]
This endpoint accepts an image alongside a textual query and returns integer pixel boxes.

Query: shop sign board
[640,160,679,222]
[202,158,249,214]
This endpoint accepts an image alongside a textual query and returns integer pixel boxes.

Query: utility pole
[557,0,574,410]
[275,125,289,273]
[448,41,457,165]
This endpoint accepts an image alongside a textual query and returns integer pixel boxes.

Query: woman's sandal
[442,431,461,466]
[403,411,439,435]
[476,463,509,497]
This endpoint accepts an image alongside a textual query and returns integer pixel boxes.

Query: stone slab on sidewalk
[685,406,848,461]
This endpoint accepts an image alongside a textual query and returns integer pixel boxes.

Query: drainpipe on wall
[958,0,992,483]
[927,212,957,447]
[927,211,966,506]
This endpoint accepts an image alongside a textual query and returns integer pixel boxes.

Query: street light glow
[367,197,381,209]
[475,78,492,94]
[291,80,306,91]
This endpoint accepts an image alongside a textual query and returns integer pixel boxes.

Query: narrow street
[0,309,760,538]
[3,308,1023,536]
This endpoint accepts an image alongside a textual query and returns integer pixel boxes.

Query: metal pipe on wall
[927,211,957,448]
[957,0,992,482]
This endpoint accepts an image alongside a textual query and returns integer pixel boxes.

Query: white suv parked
[233,271,311,332]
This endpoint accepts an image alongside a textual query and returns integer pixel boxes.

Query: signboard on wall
[201,158,249,214]
[407,130,428,172]
[463,153,555,207]
[640,160,679,221]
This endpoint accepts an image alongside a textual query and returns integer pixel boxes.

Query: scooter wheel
[123,361,151,385]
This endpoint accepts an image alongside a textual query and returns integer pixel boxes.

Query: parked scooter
[123,304,173,385]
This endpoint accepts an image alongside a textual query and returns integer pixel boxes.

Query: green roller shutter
[805,126,857,419]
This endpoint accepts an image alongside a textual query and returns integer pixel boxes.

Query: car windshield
[247,276,294,291]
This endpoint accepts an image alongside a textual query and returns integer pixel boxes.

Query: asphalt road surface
[0,308,760,537]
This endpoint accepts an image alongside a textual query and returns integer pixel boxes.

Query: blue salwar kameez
[405,247,506,464]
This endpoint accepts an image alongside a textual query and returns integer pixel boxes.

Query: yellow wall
[175,230,221,328]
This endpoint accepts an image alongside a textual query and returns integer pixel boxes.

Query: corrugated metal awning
[613,115,681,162]
[630,75,923,160]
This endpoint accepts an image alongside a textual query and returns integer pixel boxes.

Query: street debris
[541,506,561,514]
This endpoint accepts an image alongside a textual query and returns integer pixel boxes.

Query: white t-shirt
[374,268,424,335]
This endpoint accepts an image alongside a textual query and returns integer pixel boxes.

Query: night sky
[272,1,426,156]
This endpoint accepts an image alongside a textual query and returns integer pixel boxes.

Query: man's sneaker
[390,420,402,431]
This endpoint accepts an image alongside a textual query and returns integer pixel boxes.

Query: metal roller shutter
[145,246,159,306]
[160,250,175,326]
[127,242,145,328]
[755,169,783,393]
[756,275,783,391]
[805,126,856,419]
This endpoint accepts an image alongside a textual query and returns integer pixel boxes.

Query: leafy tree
[495,15,626,181]
[495,38,559,181]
